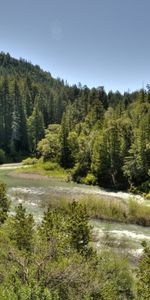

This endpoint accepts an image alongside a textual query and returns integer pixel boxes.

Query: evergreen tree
[68,200,92,256]
[0,77,12,152]
[13,204,34,252]
[28,104,45,152]
[11,80,28,154]
[0,181,10,224]
[24,77,33,117]
[92,132,110,187]
[60,107,73,168]
[137,242,150,299]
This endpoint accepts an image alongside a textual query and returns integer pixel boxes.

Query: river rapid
[0,163,150,259]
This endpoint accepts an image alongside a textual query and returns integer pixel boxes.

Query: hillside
[0,52,149,192]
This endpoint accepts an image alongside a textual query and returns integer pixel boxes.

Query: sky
[0,0,150,93]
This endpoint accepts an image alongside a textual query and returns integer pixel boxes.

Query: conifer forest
[0,52,149,192]
[0,52,150,299]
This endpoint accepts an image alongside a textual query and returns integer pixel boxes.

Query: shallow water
[0,165,144,201]
[92,219,150,238]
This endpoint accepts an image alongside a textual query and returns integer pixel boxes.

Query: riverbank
[1,162,146,200]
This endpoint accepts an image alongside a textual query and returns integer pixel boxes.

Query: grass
[84,197,128,223]
[19,160,69,180]
[86,197,150,226]
[40,194,150,227]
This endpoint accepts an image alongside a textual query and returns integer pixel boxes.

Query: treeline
[0,52,150,191]
[38,89,150,192]
[0,181,150,299]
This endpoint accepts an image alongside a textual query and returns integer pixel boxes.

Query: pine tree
[11,80,29,154]
[24,77,33,117]
[60,107,73,168]
[92,132,110,187]
[0,181,10,224]
[0,77,12,152]
[137,242,150,299]
[13,204,34,252]
[68,200,92,256]
[28,104,45,152]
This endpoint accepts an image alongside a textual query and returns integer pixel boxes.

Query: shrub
[22,157,38,165]
[145,192,150,200]
[140,180,150,193]
[82,173,97,185]
[72,162,89,183]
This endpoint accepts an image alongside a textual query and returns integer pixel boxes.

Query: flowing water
[0,164,150,258]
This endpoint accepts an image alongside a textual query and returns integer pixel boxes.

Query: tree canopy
[0,52,149,192]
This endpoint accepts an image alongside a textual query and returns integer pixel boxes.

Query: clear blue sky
[1,0,150,92]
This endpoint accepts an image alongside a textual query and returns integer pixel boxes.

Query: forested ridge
[0,52,150,192]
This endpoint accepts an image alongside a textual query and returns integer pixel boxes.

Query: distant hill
[0,52,54,84]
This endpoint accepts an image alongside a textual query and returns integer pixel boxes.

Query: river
[0,163,149,258]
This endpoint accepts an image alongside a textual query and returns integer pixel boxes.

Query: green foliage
[37,124,61,162]
[28,104,45,152]
[81,197,127,223]
[89,196,150,226]
[2,51,150,299]
[91,132,111,187]
[145,192,150,200]
[42,162,60,171]
[137,242,150,299]
[0,181,10,224]
[97,251,134,299]
[81,173,97,185]
[12,204,34,252]
[60,107,74,168]
[39,208,68,242]
[0,52,150,192]
[128,198,150,226]
[22,157,38,165]
[11,80,28,155]
[68,200,92,256]
[40,200,93,257]
[0,199,136,300]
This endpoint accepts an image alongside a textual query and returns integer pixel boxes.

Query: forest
[0,53,150,299]
[0,52,149,194]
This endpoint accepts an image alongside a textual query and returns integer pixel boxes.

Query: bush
[81,173,97,185]
[145,192,150,200]
[22,157,38,165]
[72,162,89,183]
[139,180,150,193]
